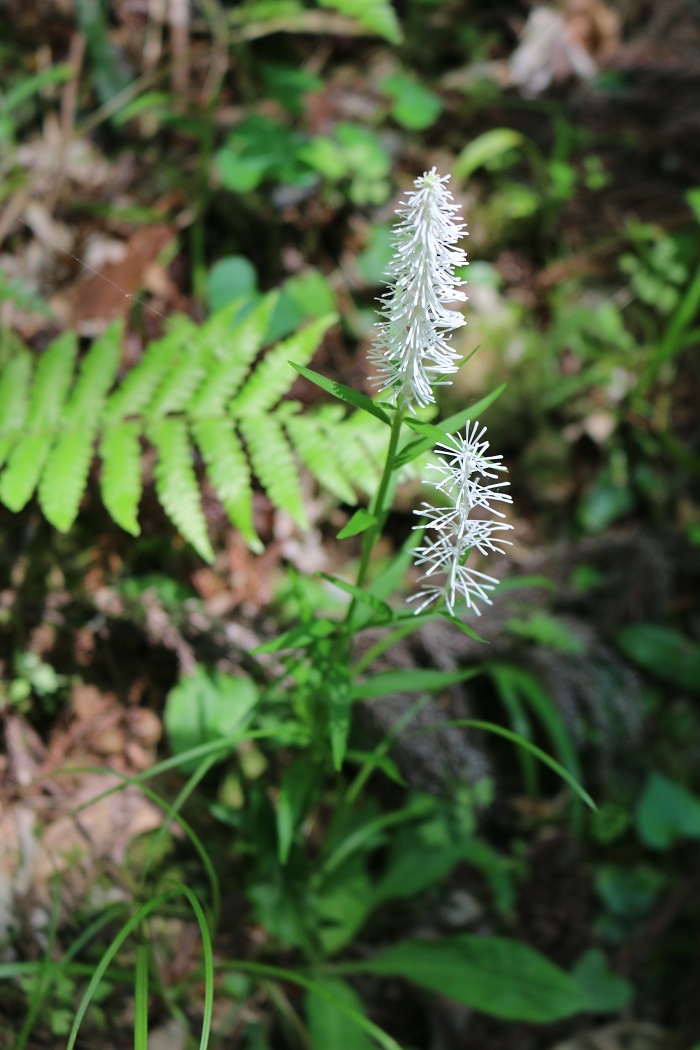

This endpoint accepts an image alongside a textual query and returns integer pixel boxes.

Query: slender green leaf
[317,572,393,620]
[291,363,391,424]
[352,667,479,701]
[329,663,352,770]
[337,509,376,539]
[454,129,525,181]
[252,619,337,653]
[426,719,596,810]
[134,945,149,1050]
[396,384,506,467]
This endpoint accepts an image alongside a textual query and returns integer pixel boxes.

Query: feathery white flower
[368,168,468,413]
[410,421,513,616]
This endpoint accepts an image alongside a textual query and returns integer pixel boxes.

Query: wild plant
[1,169,600,1048]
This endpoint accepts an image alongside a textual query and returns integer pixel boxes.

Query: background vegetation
[1,1,699,1048]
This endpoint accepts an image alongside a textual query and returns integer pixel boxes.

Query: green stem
[345,405,405,629]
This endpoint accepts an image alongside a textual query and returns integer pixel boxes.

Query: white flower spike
[410,421,514,616]
[368,168,468,413]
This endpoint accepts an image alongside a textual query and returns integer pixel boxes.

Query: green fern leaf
[100,422,143,535]
[148,418,214,562]
[240,413,307,528]
[38,323,123,531]
[0,332,77,511]
[232,314,336,417]
[147,340,206,417]
[317,406,380,497]
[190,294,278,417]
[39,424,98,531]
[0,351,33,468]
[281,408,357,506]
[191,417,262,552]
[103,317,194,421]
[318,0,402,43]
[67,321,123,419]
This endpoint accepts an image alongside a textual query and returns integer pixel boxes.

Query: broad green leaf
[318,0,401,43]
[358,935,586,1022]
[99,422,143,536]
[382,72,442,130]
[617,624,700,693]
[337,509,376,539]
[291,364,392,424]
[572,949,632,1013]
[148,418,214,562]
[164,666,258,772]
[306,978,374,1050]
[206,256,257,313]
[454,128,525,181]
[351,667,479,701]
[635,771,700,849]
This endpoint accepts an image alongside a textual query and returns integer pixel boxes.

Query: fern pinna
[0,296,385,560]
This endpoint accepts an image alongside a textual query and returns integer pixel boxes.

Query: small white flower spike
[368,168,468,413]
[409,421,513,616]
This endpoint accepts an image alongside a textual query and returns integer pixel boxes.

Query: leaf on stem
[290,363,392,424]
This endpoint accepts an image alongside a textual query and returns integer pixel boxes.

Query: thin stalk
[345,405,405,628]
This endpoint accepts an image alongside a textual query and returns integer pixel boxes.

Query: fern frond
[67,322,123,420]
[191,417,261,552]
[0,351,32,468]
[148,418,214,562]
[232,315,336,417]
[103,317,194,421]
[147,342,206,417]
[37,324,123,531]
[317,406,381,497]
[240,414,307,528]
[190,294,277,417]
[100,422,143,536]
[0,332,77,511]
[281,408,357,506]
